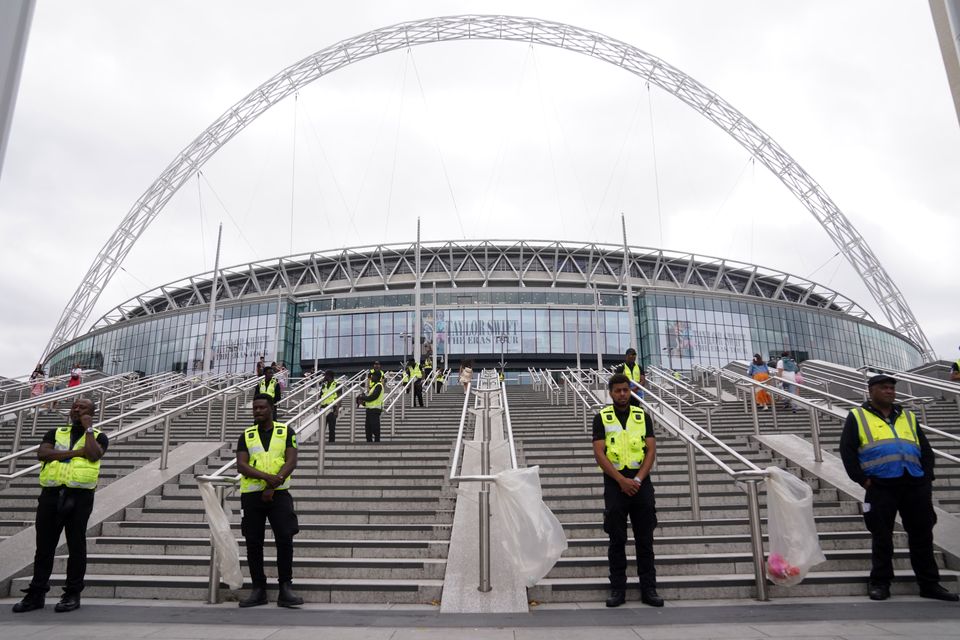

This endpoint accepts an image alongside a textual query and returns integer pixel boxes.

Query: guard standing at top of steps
[592,373,664,609]
[320,370,340,443]
[612,348,646,406]
[356,369,384,442]
[12,397,108,614]
[839,374,958,603]
[236,393,304,608]
[258,366,281,419]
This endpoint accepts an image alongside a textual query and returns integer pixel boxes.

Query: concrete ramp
[755,433,960,565]
[0,440,223,595]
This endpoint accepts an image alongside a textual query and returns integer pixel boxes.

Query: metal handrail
[0,371,140,417]
[0,373,230,473]
[0,375,260,481]
[705,364,960,466]
[448,370,519,592]
[858,363,960,398]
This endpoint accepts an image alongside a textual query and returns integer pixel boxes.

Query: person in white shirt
[775,351,799,412]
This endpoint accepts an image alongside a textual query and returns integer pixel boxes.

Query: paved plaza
[1,596,958,640]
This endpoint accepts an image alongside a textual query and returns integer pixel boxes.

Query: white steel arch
[42,14,936,361]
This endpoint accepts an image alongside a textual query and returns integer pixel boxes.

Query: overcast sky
[1,0,958,379]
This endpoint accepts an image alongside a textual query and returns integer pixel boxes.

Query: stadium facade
[44,240,924,377]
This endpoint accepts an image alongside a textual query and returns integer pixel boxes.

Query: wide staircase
[9,382,465,603]
[3,366,958,608]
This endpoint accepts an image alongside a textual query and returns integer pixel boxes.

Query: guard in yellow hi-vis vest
[13,398,108,614]
[236,393,303,608]
[591,373,662,609]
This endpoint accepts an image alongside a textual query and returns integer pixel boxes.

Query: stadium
[44,239,924,378]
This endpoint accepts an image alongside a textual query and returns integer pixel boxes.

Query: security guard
[613,348,645,406]
[258,366,282,419]
[498,367,505,383]
[422,358,433,382]
[840,374,958,602]
[236,394,304,608]
[356,370,384,442]
[13,398,108,614]
[435,371,445,394]
[319,370,340,443]
[591,373,663,608]
[409,359,424,408]
[369,360,382,385]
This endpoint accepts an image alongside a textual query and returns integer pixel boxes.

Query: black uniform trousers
[364,408,382,442]
[28,487,95,596]
[325,410,337,443]
[240,490,299,587]
[863,479,940,588]
[603,475,657,591]
[412,380,424,407]
[435,380,443,393]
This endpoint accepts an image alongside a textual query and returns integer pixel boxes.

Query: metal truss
[44,15,934,360]
[89,240,873,329]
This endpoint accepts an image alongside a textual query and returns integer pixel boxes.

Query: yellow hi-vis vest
[39,426,102,489]
[258,378,278,400]
[498,371,504,381]
[411,364,422,379]
[852,407,924,479]
[365,383,384,410]
[240,423,292,493]
[599,405,648,470]
[621,362,643,384]
[320,380,338,406]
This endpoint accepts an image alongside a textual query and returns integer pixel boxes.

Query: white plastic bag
[764,466,826,586]
[198,482,244,590]
[492,466,568,587]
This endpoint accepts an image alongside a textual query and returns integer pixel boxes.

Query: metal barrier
[448,370,519,592]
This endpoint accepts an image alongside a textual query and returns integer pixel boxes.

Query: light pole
[399,331,411,367]
[497,334,508,369]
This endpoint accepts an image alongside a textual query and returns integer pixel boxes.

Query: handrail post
[98,390,107,422]
[809,408,823,463]
[745,478,769,601]
[350,392,357,444]
[705,406,714,434]
[160,415,171,470]
[205,399,213,438]
[478,388,492,592]
[751,391,760,436]
[316,414,326,476]
[8,411,24,474]
[220,393,229,441]
[686,441,700,520]
[207,483,225,604]
[770,394,779,431]
[30,404,40,437]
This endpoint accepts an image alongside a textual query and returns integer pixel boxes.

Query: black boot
[12,591,44,613]
[54,592,81,613]
[277,581,304,608]
[641,588,664,607]
[239,585,268,608]
[605,589,626,608]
